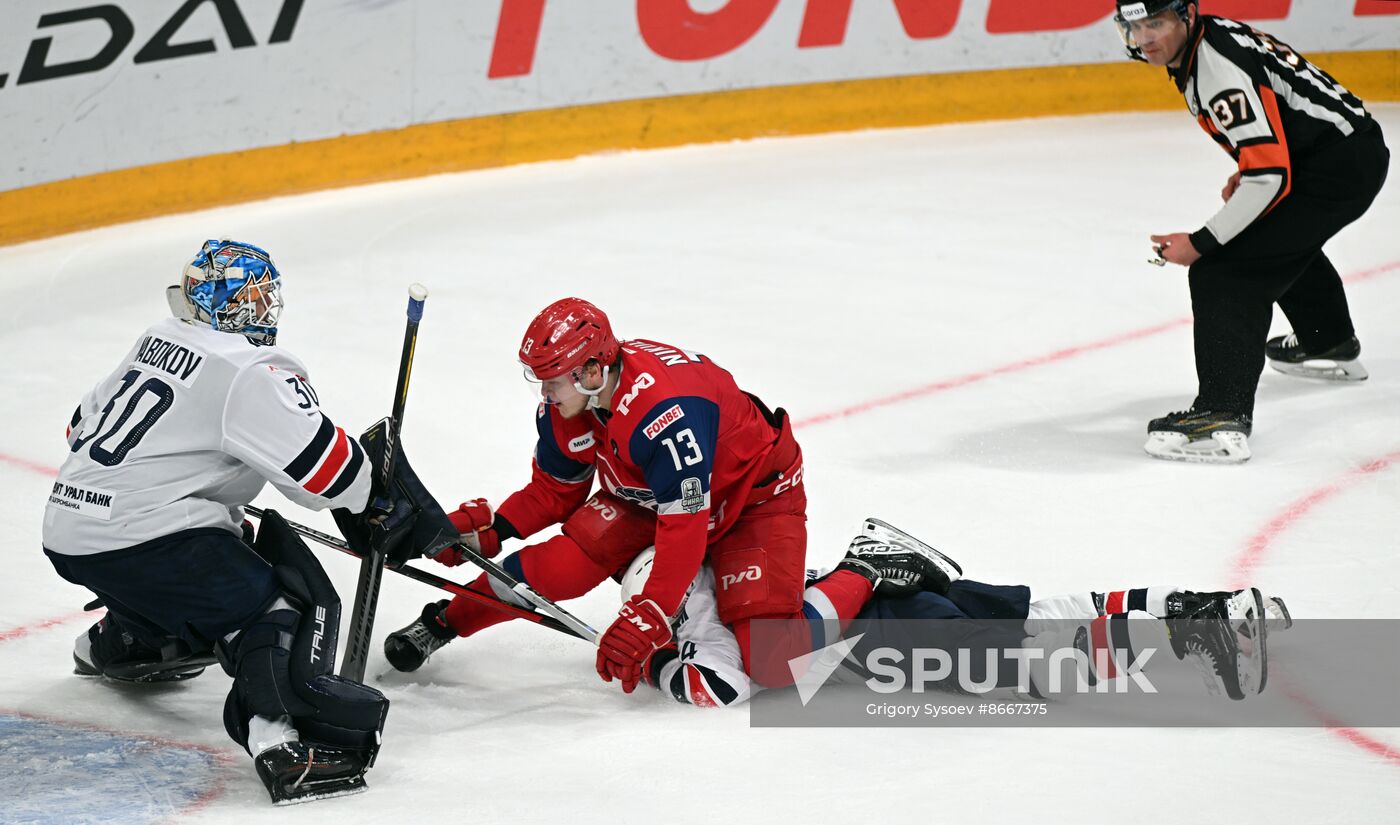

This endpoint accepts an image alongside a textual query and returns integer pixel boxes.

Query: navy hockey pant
[45,528,280,652]
[1188,123,1389,416]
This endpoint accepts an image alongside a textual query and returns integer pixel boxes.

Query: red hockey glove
[596,596,673,694]
[428,498,502,566]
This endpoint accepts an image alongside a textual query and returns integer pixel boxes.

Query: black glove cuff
[492,513,521,542]
[647,647,680,687]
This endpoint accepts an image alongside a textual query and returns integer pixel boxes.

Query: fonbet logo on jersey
[643,404,685,440]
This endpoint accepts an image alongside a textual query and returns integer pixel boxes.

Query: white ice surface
[2,108,1398,823]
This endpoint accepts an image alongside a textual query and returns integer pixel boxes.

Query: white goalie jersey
[43,317,372,556]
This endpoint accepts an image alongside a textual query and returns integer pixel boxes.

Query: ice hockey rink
[2,106,1398,823]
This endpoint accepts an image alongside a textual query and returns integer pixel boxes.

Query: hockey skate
[1266,333,1368,381]
[1167,589,1292,634]
[840,518,963,597]
[255,741,370,805]
[73,618,216,683]
[1144,409,1252,465]
[383,600,455,673]
[1167,588,1268,700]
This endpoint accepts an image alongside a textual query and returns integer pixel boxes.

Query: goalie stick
[341,284,427,681]
[245,506,594,642]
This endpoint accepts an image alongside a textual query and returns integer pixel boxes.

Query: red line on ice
[1232,451,1400,589]
[793,258,1400,429]
[0,608,97,644]
[0,452,61,477]
[1230,449,1400,769]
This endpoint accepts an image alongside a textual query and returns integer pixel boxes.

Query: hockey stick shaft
[245,506,588,640]
[341,284,428,681]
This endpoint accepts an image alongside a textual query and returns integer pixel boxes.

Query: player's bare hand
[1221,172,1242,202]
[1149,233,1201,266]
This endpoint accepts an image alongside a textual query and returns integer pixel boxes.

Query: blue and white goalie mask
[170,239,283,346]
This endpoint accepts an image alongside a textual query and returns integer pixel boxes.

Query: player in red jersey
[384,298,880,691]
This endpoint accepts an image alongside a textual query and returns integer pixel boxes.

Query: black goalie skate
[73,617,217,683]
[1167,588,1268,700]
[255,742,370,805]
[837,518,963,598]
[383,600,455,673]
[1144,408,1252,465]
[1266,333,1367,381]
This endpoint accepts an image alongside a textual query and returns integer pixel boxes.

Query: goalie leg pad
[223,511,389,759]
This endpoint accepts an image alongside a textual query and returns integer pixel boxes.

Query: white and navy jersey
[1173,16,1374,253]
[655,567,753,708]
[43,318,372,555]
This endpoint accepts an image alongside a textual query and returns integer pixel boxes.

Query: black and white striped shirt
[1170,15,1376,253]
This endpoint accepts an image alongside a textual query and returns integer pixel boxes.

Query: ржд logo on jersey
[720,565,762,591]
[616,372,655,416]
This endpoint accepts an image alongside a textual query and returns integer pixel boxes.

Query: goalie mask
[169,239,283,346]
[1114,0,1195,62]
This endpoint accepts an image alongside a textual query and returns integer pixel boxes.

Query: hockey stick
[341,284,428,681]
[244,506,590,641]
[438,541,599,643]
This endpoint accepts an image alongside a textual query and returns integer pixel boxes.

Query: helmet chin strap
[577,364,610,409]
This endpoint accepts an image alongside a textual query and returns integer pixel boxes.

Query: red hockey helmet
[519,297,621,381]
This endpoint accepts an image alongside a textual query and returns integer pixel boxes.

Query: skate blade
[1144,431,1250,465]
[1265,596,1293,631]
[1230,588,1268,695]
[861,517,963,578]
[272,777,369,806]
[1269,358,1368,382]
[73,654,208,683]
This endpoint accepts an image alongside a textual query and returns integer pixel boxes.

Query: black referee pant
[1188,123,1389,417]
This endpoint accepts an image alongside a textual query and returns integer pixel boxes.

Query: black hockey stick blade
[245,506,590,641]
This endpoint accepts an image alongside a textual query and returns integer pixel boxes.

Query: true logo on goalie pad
[310,606,327,665]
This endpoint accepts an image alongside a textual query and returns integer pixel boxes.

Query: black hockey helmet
[1113,0,1197,62]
